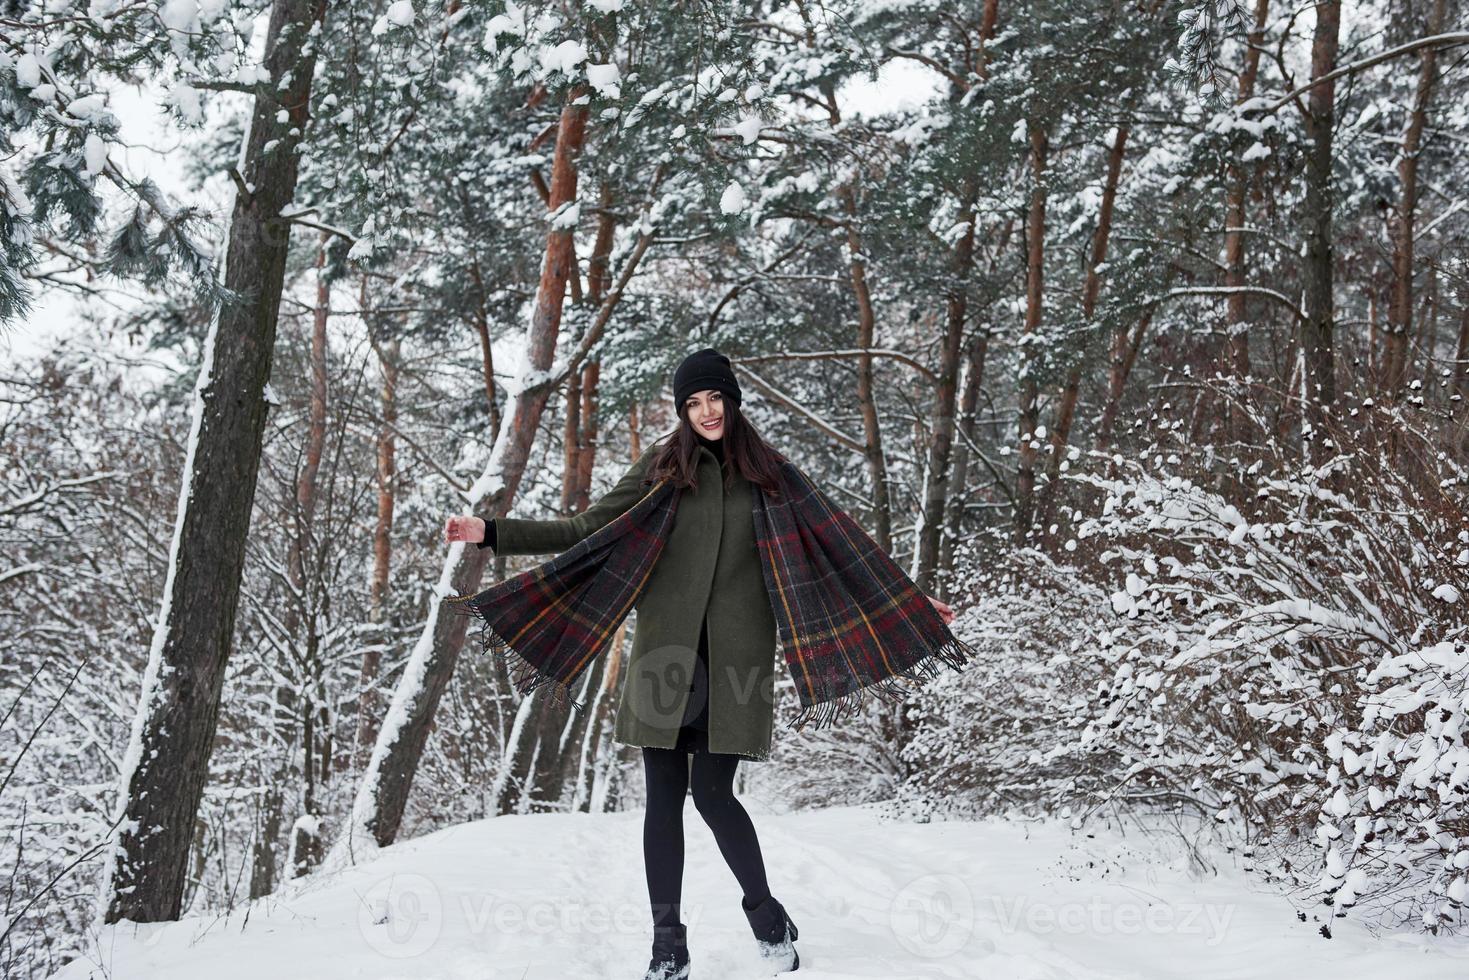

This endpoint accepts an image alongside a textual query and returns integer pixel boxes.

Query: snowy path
[54,801,1469,979]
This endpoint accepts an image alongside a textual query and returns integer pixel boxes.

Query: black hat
[673,347,742,409]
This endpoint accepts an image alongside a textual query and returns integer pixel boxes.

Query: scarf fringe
[785,630,979,733]
[445,598,590,716]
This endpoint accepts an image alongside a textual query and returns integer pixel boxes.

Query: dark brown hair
[645,392,785,494]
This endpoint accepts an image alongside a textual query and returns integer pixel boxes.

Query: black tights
[642,738,772,929]
[641,619,771,928]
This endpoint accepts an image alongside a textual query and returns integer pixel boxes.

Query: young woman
[445,348,955,979]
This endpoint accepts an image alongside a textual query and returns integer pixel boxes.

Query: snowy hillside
[49,803,1469,980]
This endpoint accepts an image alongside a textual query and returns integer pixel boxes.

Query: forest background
[3,0,1469,975]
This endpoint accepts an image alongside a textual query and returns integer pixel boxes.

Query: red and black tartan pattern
[444,474,677,716]
[444,459,977,732]
[750,459,978,731]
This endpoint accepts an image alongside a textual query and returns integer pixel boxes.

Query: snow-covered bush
[1065,407,1469,932]
[893,550,1123,822]
[897,394,1469,933]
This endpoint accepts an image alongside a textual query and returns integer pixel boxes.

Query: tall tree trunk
[914,180,974,592]
[357,333,400,768]
[335,90,591,855]
[250,685,296,899]
[295,631,325,877]
[803,6,893,553]
[562,366,584,509]
[845,184,893,555]
[1013,122,1049,541]
[1453,284,1469,441]
[1367,285,1380,379]
[571,362,600,511]
[494,694,541,815]
[629,403,644,459]
[1277,332,1302,442]
[573,620,629,812]
[250,233,333,898]
[978,0,1000,75]
[290,233,332,879]
[532,657,599,810]
[1456,279,1469,390]
[1411,264,1439,382]
[938,327,990,593]
[529,367,603,813]
[925,0,999,585]
[1382,0,1447,396]
[1224,0,1270,439]
[525,188,620,814]
[1037,125,1128,537]
[543,367,609,803]
[254,233,334,899]
[468,257,502,438]
[99,0,329,925]
[878,0,1003,761]
[940,218,1013,586]
[566,183,615,518]
[1300,0,1342,413]
[579,411,645,812]
[1094,310,1153,453]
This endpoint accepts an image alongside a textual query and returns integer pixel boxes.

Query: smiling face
[685,388,725,440]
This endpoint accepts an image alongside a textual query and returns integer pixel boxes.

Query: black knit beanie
[672,347,742,409]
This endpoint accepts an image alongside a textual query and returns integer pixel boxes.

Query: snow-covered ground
[53,801,1469,979]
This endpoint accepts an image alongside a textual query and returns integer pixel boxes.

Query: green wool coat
[487,440,779,761]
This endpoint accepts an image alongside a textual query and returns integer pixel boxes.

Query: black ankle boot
[741,895,799,973]
[643,922,690,980]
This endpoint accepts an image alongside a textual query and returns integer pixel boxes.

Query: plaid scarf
[443,456,976,733]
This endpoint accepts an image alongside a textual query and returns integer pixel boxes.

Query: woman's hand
[927,595,954,625]
[444,515,487,545]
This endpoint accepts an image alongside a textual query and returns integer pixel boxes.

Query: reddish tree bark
[801,6,895,556]
[1037,125,1128,536]
[845,183,894,555]
[1223,0,1270,439]
[468,258,501,438]
[1382,0,1448,396]
[353,90,591,848]
[1095,310,1153,453]
[1014,123,1049,541]
[357,332,400,769]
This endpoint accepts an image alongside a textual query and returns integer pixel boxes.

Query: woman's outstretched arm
[443,445,657,556]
